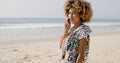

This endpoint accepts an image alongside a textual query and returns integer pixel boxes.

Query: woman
[60,0,93,63]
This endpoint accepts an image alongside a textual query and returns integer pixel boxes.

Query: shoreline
[0,31,120,63]
[0,31,119,43]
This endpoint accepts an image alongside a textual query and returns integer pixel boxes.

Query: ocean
[0,18,120,41]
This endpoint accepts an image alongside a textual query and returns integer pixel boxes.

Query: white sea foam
[0,22,120,30]
[87,22,120,26]
[0,23,64,30]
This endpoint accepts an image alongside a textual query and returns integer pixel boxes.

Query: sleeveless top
[62,24,91,63]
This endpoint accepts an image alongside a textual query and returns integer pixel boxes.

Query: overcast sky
[0,0,120,19]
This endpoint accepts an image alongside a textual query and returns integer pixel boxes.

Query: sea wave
[0,23,63,30]
[88,23,120,26]
[0,22,120,30]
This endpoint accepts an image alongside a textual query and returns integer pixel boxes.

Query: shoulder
[81,24,90,30]
[75,24,91,42]
[76,24,92,34]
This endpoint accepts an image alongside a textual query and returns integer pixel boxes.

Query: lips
[70,18,73,21]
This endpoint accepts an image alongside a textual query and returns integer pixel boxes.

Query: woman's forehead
[69,8,79,12]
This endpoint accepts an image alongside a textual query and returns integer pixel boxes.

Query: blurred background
[0,0,120,41]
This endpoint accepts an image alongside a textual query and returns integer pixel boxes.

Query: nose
[69,13,73,18]
[69,13,74,21]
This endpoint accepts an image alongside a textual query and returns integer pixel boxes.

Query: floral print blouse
[62,24,91,63]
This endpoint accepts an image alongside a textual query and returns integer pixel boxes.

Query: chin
[70,21,74,24]
[70,20,74,24]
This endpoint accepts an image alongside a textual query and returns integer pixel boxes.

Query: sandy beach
[0,32,120,63]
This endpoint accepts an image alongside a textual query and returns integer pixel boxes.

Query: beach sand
[0,32,120,63]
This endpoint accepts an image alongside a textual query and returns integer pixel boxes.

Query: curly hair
[64,0,93,23]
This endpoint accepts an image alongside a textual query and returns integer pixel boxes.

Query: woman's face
[68,8,80,24]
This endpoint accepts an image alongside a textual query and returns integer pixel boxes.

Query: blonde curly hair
[64,0,93,23]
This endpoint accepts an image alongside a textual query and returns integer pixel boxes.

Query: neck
[69,21,83,33]
[68,21,83,36]
[74,21,83,28]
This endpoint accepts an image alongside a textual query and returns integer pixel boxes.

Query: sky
[0,0,120,19]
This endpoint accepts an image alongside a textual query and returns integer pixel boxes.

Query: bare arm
[76,38,87,63]
[60,33,68,49]
[60,19,71,49]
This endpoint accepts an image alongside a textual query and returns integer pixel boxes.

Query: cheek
[68,14,70,18]
[75,14,80,20]
[68,14,76,20]
[73,13,80,19]
[68,13,80,23]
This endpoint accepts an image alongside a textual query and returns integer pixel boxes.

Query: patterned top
[62,24,91,63]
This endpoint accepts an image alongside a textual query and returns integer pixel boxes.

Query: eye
[73,12,76,15]
[73,12,77,16]
[68,11,71,15]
